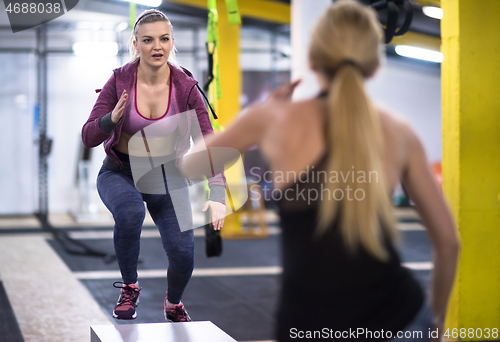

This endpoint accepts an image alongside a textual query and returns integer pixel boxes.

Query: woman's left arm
[183,103,267,180]
[187,86,225,201]
[186,79,299,179]
[185,79,300,178]
[185,91,267,230]
[185,79,299,229]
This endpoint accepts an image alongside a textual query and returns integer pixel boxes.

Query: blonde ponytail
[309,0,397,261]
[316,63,397,260]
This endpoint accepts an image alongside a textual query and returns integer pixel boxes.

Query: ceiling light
[91,22,102,30]
[75,21,94,30]
[115,21,129,32]
[72,42,119,57]
[395,45,443,63]
[122,0,162,8]
[422,6,443,20]
[102,22,118,30]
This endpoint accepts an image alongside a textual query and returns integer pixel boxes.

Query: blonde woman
[183,1,459,341]
[82,9,226,321]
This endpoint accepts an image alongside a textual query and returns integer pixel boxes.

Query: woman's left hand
[202,200,226,230]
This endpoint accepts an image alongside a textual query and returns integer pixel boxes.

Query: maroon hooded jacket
[82,59,226,203]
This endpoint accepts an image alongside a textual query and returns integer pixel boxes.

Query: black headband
[133,11,168,32]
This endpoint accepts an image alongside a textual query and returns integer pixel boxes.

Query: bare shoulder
[375,104,427,182]
[278,97,323,121]
[236,97,322,135]
[239,100,290,124]
[376,104,408,129]
[375,104,420,146]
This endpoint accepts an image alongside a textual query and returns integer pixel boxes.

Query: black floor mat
[0,281,24,342]
[47,233,282,272]
[47,228,432,341]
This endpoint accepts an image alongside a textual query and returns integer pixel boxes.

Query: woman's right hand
[266,79,301,102]
[111,90,128,123]
[429,318,444,342]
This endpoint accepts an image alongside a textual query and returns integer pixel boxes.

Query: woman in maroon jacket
[82,9,226,322]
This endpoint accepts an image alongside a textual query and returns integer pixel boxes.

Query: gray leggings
[97,150,194,304]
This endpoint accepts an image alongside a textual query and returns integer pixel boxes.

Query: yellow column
[215,0,244,237]
[442,0,500,338]
[215,0,241,128]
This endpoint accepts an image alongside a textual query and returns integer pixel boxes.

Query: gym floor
[0,207,431,342]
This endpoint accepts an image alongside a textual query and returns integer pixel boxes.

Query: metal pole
[32,26,114,261]
[117,30,124,65]
[36,25,49,225]
[193,26,200,82]
[270,29,278,90]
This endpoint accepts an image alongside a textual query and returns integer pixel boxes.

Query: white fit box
[91,321,237,342]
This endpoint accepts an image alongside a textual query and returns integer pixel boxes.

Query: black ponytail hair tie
[337,59,361,70]
[325,59,366,79]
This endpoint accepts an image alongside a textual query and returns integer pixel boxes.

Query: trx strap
[205,0,223,130]
[203,41,215,92]
[394,0,413,37]
[225,0,241,25]
[205,0,218,92]
[370,0,414,44]
[196,83,218,120]
[129,2,136,33]
[37,213,116,262]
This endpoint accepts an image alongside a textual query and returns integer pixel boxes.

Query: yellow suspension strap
[205,0,241,132]
[203,0,221,202]
[129,2,136,33]
[225,0,241,26]
[204,0,245,239]
[206,0,223,132]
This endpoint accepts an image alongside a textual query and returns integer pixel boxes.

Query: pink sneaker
[164,294,192,322]
[112,282,141,320]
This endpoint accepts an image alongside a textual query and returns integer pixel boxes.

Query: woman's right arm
[82,72,127,148]
[400,124,460,333]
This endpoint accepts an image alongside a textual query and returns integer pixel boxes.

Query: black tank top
[275,152,424,341]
